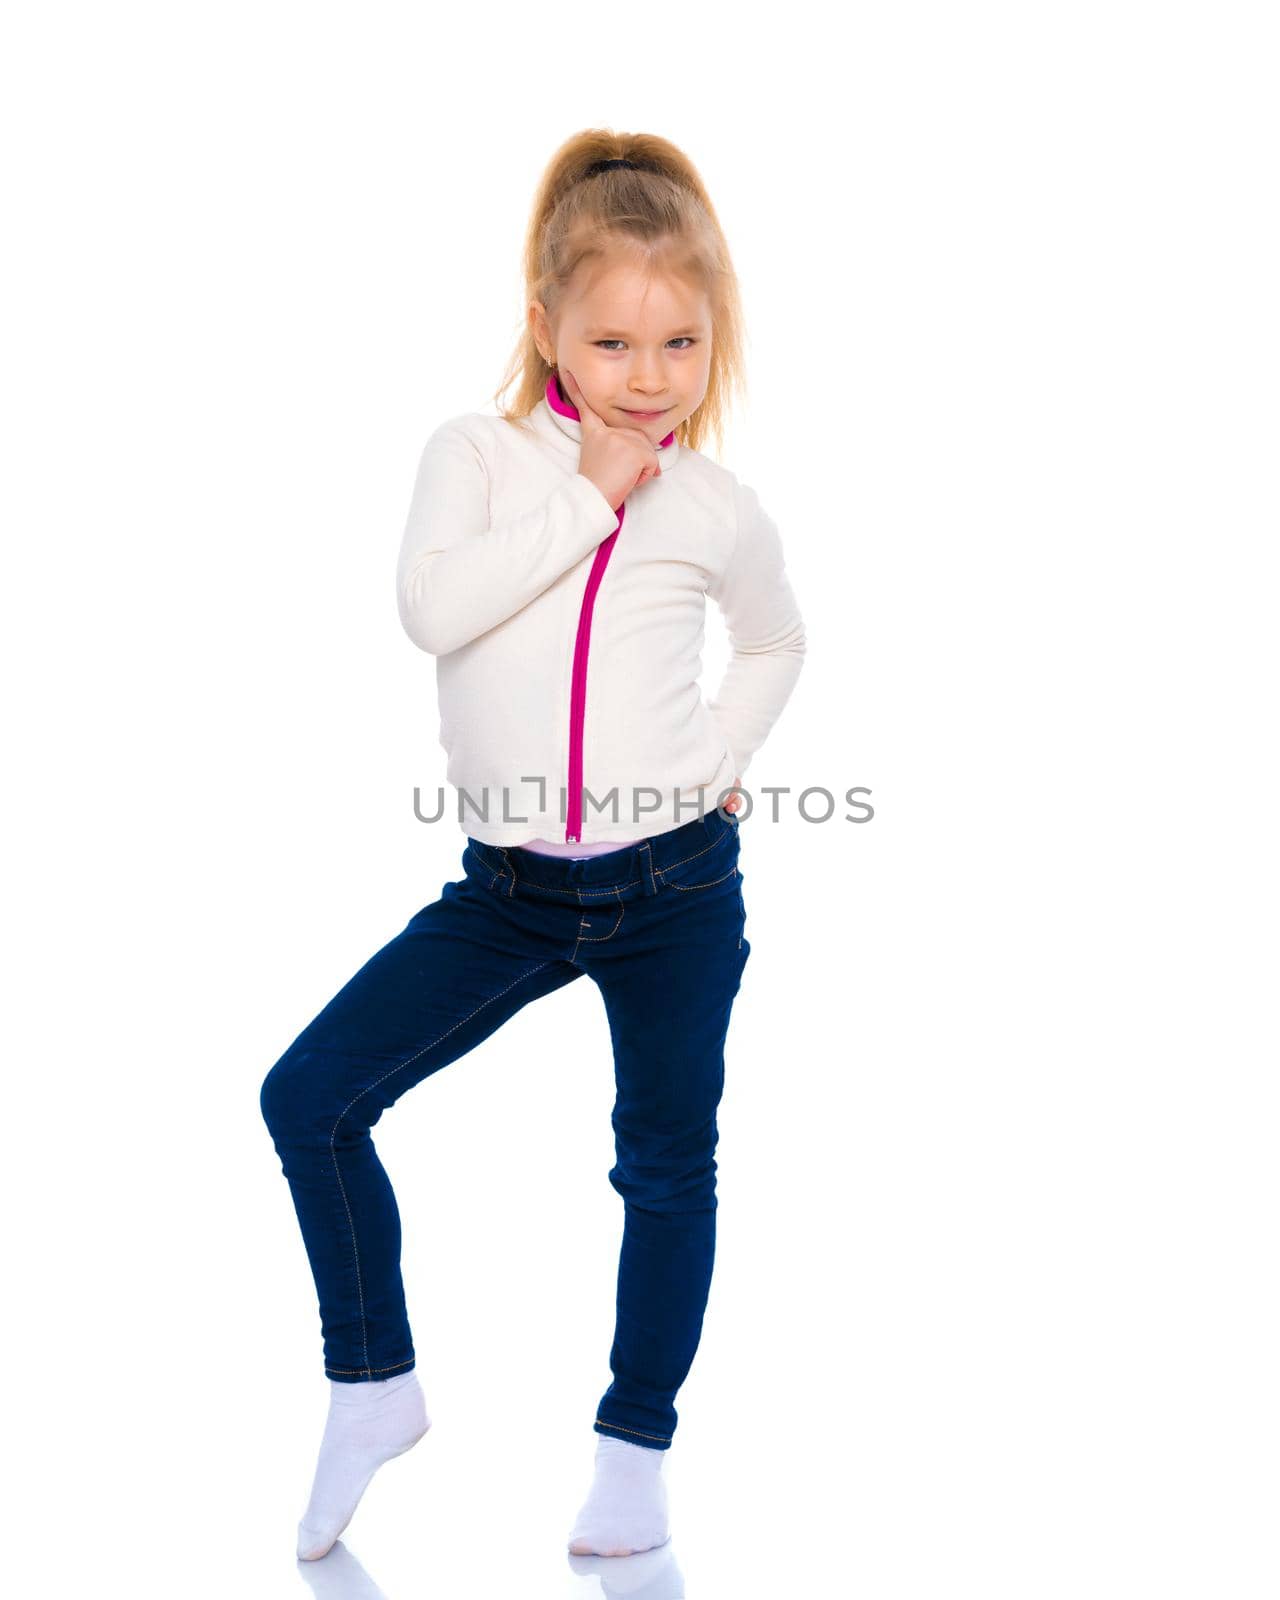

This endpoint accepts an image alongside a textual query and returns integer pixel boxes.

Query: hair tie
[585,157,643,176]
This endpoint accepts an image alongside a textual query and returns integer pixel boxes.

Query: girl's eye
[594,338,697,352]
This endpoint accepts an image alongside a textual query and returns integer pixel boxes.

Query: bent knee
[259,1045,329,1137]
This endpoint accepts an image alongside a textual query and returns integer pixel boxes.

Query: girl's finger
[561,368,605,432]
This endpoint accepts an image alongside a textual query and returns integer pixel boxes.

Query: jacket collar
[526,372,682,470]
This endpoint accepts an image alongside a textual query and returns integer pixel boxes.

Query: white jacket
[396,379,806,846]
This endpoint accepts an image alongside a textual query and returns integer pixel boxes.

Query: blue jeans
[259,804,750,1450]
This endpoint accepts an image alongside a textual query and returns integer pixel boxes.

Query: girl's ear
[528,299,552,359]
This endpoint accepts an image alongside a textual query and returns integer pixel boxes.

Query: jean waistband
[465,805,739,904]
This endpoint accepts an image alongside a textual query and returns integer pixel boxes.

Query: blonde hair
[491,128,747,459]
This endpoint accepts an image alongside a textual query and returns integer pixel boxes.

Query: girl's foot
[567,1434,671,1556]
[296,1368,431,1560]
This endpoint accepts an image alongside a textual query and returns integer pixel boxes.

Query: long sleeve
[396,419,622,656]
[706,479,807,777]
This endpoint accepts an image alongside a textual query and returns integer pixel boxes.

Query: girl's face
[531,257,712,442]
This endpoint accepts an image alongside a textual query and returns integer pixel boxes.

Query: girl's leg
[259,870,582,1383]
[566,855,748,1556]
[586,856,750,1450]
[261,867,583,1556]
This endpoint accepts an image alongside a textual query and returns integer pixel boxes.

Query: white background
[4,3,1277,1596]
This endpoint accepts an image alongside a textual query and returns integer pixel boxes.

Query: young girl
[260,129,806,1563]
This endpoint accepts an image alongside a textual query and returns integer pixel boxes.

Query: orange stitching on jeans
[640,839,656,895]
[655,829,731,873]
[662,863,739,891]
[325,1357,416,1376]
[595,1417,671,1442]
[471,846,644,899]
[570,887,625,960]
[504,875,645,899]
[329,960,557,1376]
[470,824,729,899]
[466,843,505,894]
[574,888,625,943]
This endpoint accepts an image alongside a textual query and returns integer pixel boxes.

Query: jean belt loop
[639,839,658,898]
[496,846,517,898]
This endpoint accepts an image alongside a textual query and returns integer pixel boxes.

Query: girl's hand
[561,367,663,510]
[723,776,743,814]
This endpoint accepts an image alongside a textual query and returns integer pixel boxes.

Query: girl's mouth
[619,406,671,421]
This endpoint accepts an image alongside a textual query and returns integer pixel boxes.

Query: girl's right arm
[395,418,621,656]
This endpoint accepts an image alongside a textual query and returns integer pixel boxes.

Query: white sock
[567,1434,671,1557]
[296,1368,431,1560]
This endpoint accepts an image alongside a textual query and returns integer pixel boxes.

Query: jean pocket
[656,824,740,892]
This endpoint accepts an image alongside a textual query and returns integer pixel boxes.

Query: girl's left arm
[706,480,807,780]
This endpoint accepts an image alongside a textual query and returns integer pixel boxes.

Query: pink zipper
[565,503,624,841]
[544,374,674,843]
